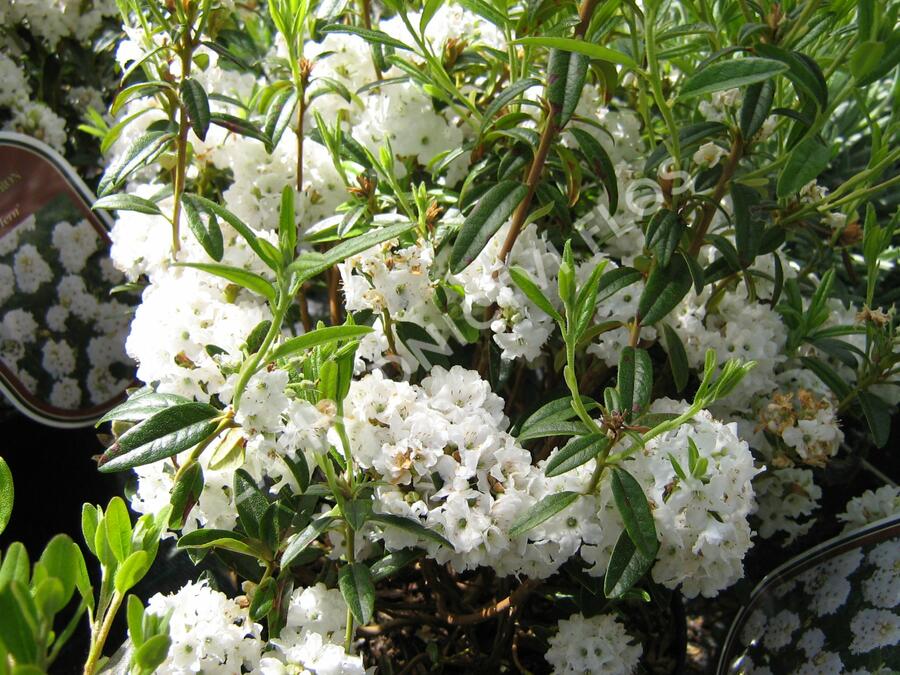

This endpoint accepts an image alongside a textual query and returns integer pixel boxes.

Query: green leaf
[168,461,204,530]
[97,390,191,425]
[509,267,562,322]
[0,459,11,537]
[234,469,268,540]
[264,87,298,151]
[731,183,762,267]
[177,529,257,556]
[291,221,417,284]
[739,80,775,140]
[515,37,637,68]
[98,403,222,473]
[338,563,375,625]
[183,197,224,262]
[369,513,452,548]
[597,267,642,304]
[249,577,276,621]
[660,322,689,392]
[210,113,270,145]
[93,193,163,216]
[114,550,150,593]
[182,194,279,270]
[858,391,891,449]
[278,185,297,260]
[610,468,658,558]
[105,497,133,564]
[281,516,335,568]
[545,434,611,477]
[38,535,80,609]
[569,127,618,213]
[509,491,580,538]
[0,543,29,588]
[126,594,145,646]
[776,135,831,199]
[320,23,412,51]
[572,260,608,340]
[0,582,38,663]
[98,131,175,196]
[546,49,590,128]
[134,633,172,672]
[174,262,276,303]
[480,78,541,136]
[517,397,591,437]
[645,208,682,269]
[638,255,693,325]
[370,548,423,582]
[678,57,788,100]
[604,530,655,598]
[180,78,211,141]
[271,325,373,361]
[81,505,100,556]
[457,0,507,27]
[617,347,653,419]
[449,181,527,273]
[754,45,827,110]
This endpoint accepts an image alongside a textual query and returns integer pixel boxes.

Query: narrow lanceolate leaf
[569,127,618,213]
[291,221,417,284]
[597,267,642,304]
[610,468,658,558]
[678,57,788,100]
[280,516,335,568]
[517,396,596,440]
[177,529,257,556]
[740,80,775,140]
[645,209,682,269]
[449,181,527,273]
[175,262,277,303]
[638,255,693,325]
[369,513,452,548]
[509,491,580,538]
[572,260,608,340]
[263,88,298,151]
[320,23,412,51]
[182,194,279,270]
[278,185,297,259]
[546,49,590,128]
[371,548,423,582]
[776,135,831,199]
[858,391,891,449]
[509,266,562,322]
[661,322,689,392]
[731,183,762,267]
[604,529,655,598]
[210,113,270,145]
[272,325,373,361]
[754,44,827,110]
[97,390,191,425]
[339,563,375,625]
[515,37,638,69]
[104,496,133,563]
[98,403,222,472]
[98,131,175,196]
[183,197,224,262]
[617,347,653,419]
[93,193,163,216]
[0,458,12,536]
[234,469,268,540]
[480,78,541,135]
[545,434,611,477]
[180,78,211,141]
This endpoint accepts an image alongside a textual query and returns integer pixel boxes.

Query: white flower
[13,244,54,294]
[545,612,642,675]
[41,339,77,378]
[1,309,38,344]
[797,549,863,617]
[145,581,264,674]
[51,220,99,273]
[49,378,82,409]
[840,485,900,533]
[3,102,67,152]
[754,467,821,543]
[693,141,727,168]
[762,609,800,651]
[863,566,900,609]
[849,608,900,654]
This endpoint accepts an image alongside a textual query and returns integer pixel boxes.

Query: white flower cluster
[262,583,365,675]
[145,581,264,674]
[5,0,118,48]
[544,612,642,675]
[341,367,760,596]
[0,215,132,408]
[754,467,821,543]
[839,485,900,533]
[452,223,561,361]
